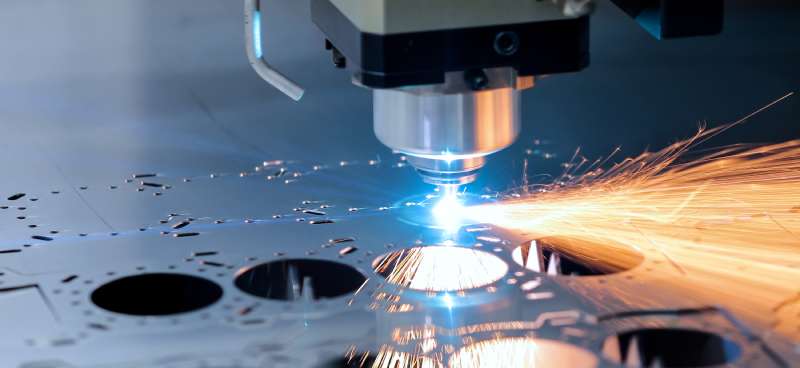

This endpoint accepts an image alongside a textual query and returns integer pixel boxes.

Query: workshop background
[0,0,797,188]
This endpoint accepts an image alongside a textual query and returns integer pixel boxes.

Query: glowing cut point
[441,293,454,308]
[432,185,464,232]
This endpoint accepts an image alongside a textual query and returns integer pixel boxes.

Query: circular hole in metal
[494,31,519,55]
[234,259,366,301]
[602,328,740,367]
[373,246,508,292]
[91,273,222,316]
[450,337,598,368]
[513,237,643,276]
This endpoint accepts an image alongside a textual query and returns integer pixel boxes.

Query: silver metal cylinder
[373,87,521,185]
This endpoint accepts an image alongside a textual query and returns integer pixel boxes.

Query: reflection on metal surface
[373,246,508,292]
[388,317,588,347]
[341,311,597,367]
[449,337,598,368]
[371,345,444,368]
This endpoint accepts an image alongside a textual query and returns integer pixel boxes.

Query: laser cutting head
[310,0,592,188]
[246,0,723,189]
[245,0,593,187]
[373,69,529,186]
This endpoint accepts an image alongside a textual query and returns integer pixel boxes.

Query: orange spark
[466,94,800,339]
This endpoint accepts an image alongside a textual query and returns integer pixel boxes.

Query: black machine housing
[310,0,723,90]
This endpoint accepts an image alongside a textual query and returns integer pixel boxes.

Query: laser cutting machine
[245,0,723,189]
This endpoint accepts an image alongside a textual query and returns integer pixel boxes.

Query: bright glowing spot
[432,186,464,232]
[444,154,455,164]
[449,337,598,368]
[374,246,508,292]
[441,293,454,308]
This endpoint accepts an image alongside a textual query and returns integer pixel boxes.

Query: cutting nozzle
[373,84,521,188]
[407,155,485,186]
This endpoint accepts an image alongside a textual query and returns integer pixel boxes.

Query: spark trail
[466,93,800,339]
